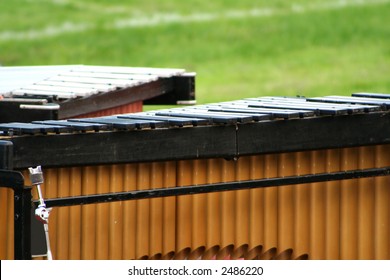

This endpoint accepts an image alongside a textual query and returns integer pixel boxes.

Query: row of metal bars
[1,145,390,260]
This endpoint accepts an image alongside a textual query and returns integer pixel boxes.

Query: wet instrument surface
[1,93,390,260]
[1,94,388,136]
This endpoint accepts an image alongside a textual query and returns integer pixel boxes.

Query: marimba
[0,93,389,260]
[0,65,195,122]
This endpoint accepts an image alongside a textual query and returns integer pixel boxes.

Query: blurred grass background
[0,0,389,106]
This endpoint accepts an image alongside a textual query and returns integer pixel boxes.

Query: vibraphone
[0,65,195,122]
[1,93,390,260]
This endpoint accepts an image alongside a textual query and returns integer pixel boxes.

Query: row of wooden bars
[1,144,390,259]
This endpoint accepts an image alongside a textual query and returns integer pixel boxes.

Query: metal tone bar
[18,84,99,95]
[11,89,77,99]
[0,123,66,135]
[69,118,138,130]
[245,99,346,116]
[193,106,273,122]
[70,117,165,129]
[0,98,48,104]
[118,114,201,127]
[243,102,316,117]
[307,96,390,109]
[19,104,60,111]
[33,120,106,132]
[222,101,314,118]
[47,75,141,86]
[182,108,257,123]
[60,71,159,81]
[36,80,116,91]
[202,107,272,121]
[41,166,390,208]
[71,65,185,76]
[259,96,379,113]
[352,92,390,99]
[156,111,238,124]
[215,105,303,119]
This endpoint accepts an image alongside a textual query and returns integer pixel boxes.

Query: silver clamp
[29,166,53,260]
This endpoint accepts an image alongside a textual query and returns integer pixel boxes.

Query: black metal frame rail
[39,166,390,208]
[4,163,390,260]
[0,141,31,260]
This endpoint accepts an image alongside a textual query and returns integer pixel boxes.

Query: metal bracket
[28,166,53,260]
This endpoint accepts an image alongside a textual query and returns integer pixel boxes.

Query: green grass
[1,0,389,106]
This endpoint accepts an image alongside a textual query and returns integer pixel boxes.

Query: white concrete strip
[1,0,389,41]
